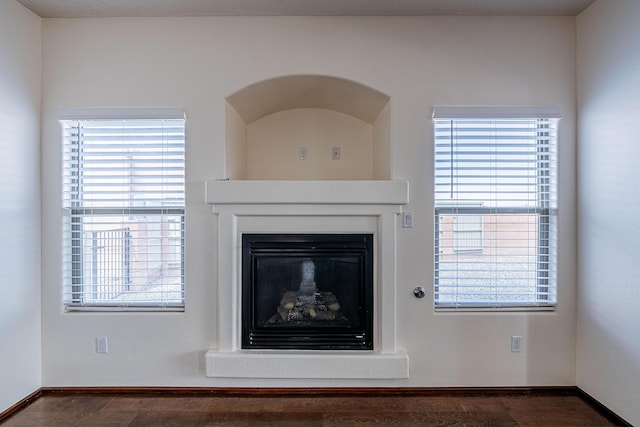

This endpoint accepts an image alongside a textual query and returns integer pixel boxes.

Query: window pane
[433,115,557,309]
[62,116,185,310]
[436,213,543,305]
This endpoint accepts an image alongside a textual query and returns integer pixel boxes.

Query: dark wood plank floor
[1,390,624,426]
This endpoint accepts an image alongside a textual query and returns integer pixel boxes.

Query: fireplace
[242,234,373,350]
[204,180,410,380]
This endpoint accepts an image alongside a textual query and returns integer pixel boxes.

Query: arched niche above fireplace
[225,75,391,180]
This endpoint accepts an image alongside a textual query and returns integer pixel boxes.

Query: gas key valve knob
[413,287,426,298]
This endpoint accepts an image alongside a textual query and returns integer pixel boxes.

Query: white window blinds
[433,106,559,310]
[61,108,185,311]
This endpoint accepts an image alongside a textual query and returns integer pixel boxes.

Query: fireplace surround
[205,180,409,380]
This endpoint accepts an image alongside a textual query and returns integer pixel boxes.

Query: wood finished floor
[1,391,622,426]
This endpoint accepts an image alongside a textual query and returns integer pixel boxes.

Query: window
[433,106,559,310]
[61,108,185,311]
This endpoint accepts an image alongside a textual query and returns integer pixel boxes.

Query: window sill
[434,305,556,313]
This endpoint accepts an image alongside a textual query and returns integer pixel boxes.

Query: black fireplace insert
[242,234,373,350]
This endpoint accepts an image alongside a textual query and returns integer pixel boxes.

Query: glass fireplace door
[242,234,373,350]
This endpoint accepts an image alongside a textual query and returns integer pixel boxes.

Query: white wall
[576,1,640,425]
[40,16,576,387]
[224,103,246,180]
[372,102,391,180]
[0,0,41,413]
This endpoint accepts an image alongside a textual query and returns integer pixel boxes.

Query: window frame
[432,106,559,311]
[60,107,186,312]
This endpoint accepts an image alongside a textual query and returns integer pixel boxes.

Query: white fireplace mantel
[204,180,410,381]
[205,179,409,206]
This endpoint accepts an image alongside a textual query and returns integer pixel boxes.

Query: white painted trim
[205,180,409,205]
[57,107,185,120]
[205,180,409,380]
[205,350,409,379]
[432,105,561,119]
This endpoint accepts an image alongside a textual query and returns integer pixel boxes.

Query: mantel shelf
[205,180,409,206]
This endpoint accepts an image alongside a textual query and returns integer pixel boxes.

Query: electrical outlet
[402,212,414,228]
[96,337,108,354]
[331,146,341,160]
[511,336,522,353]
[298,147,308,160]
